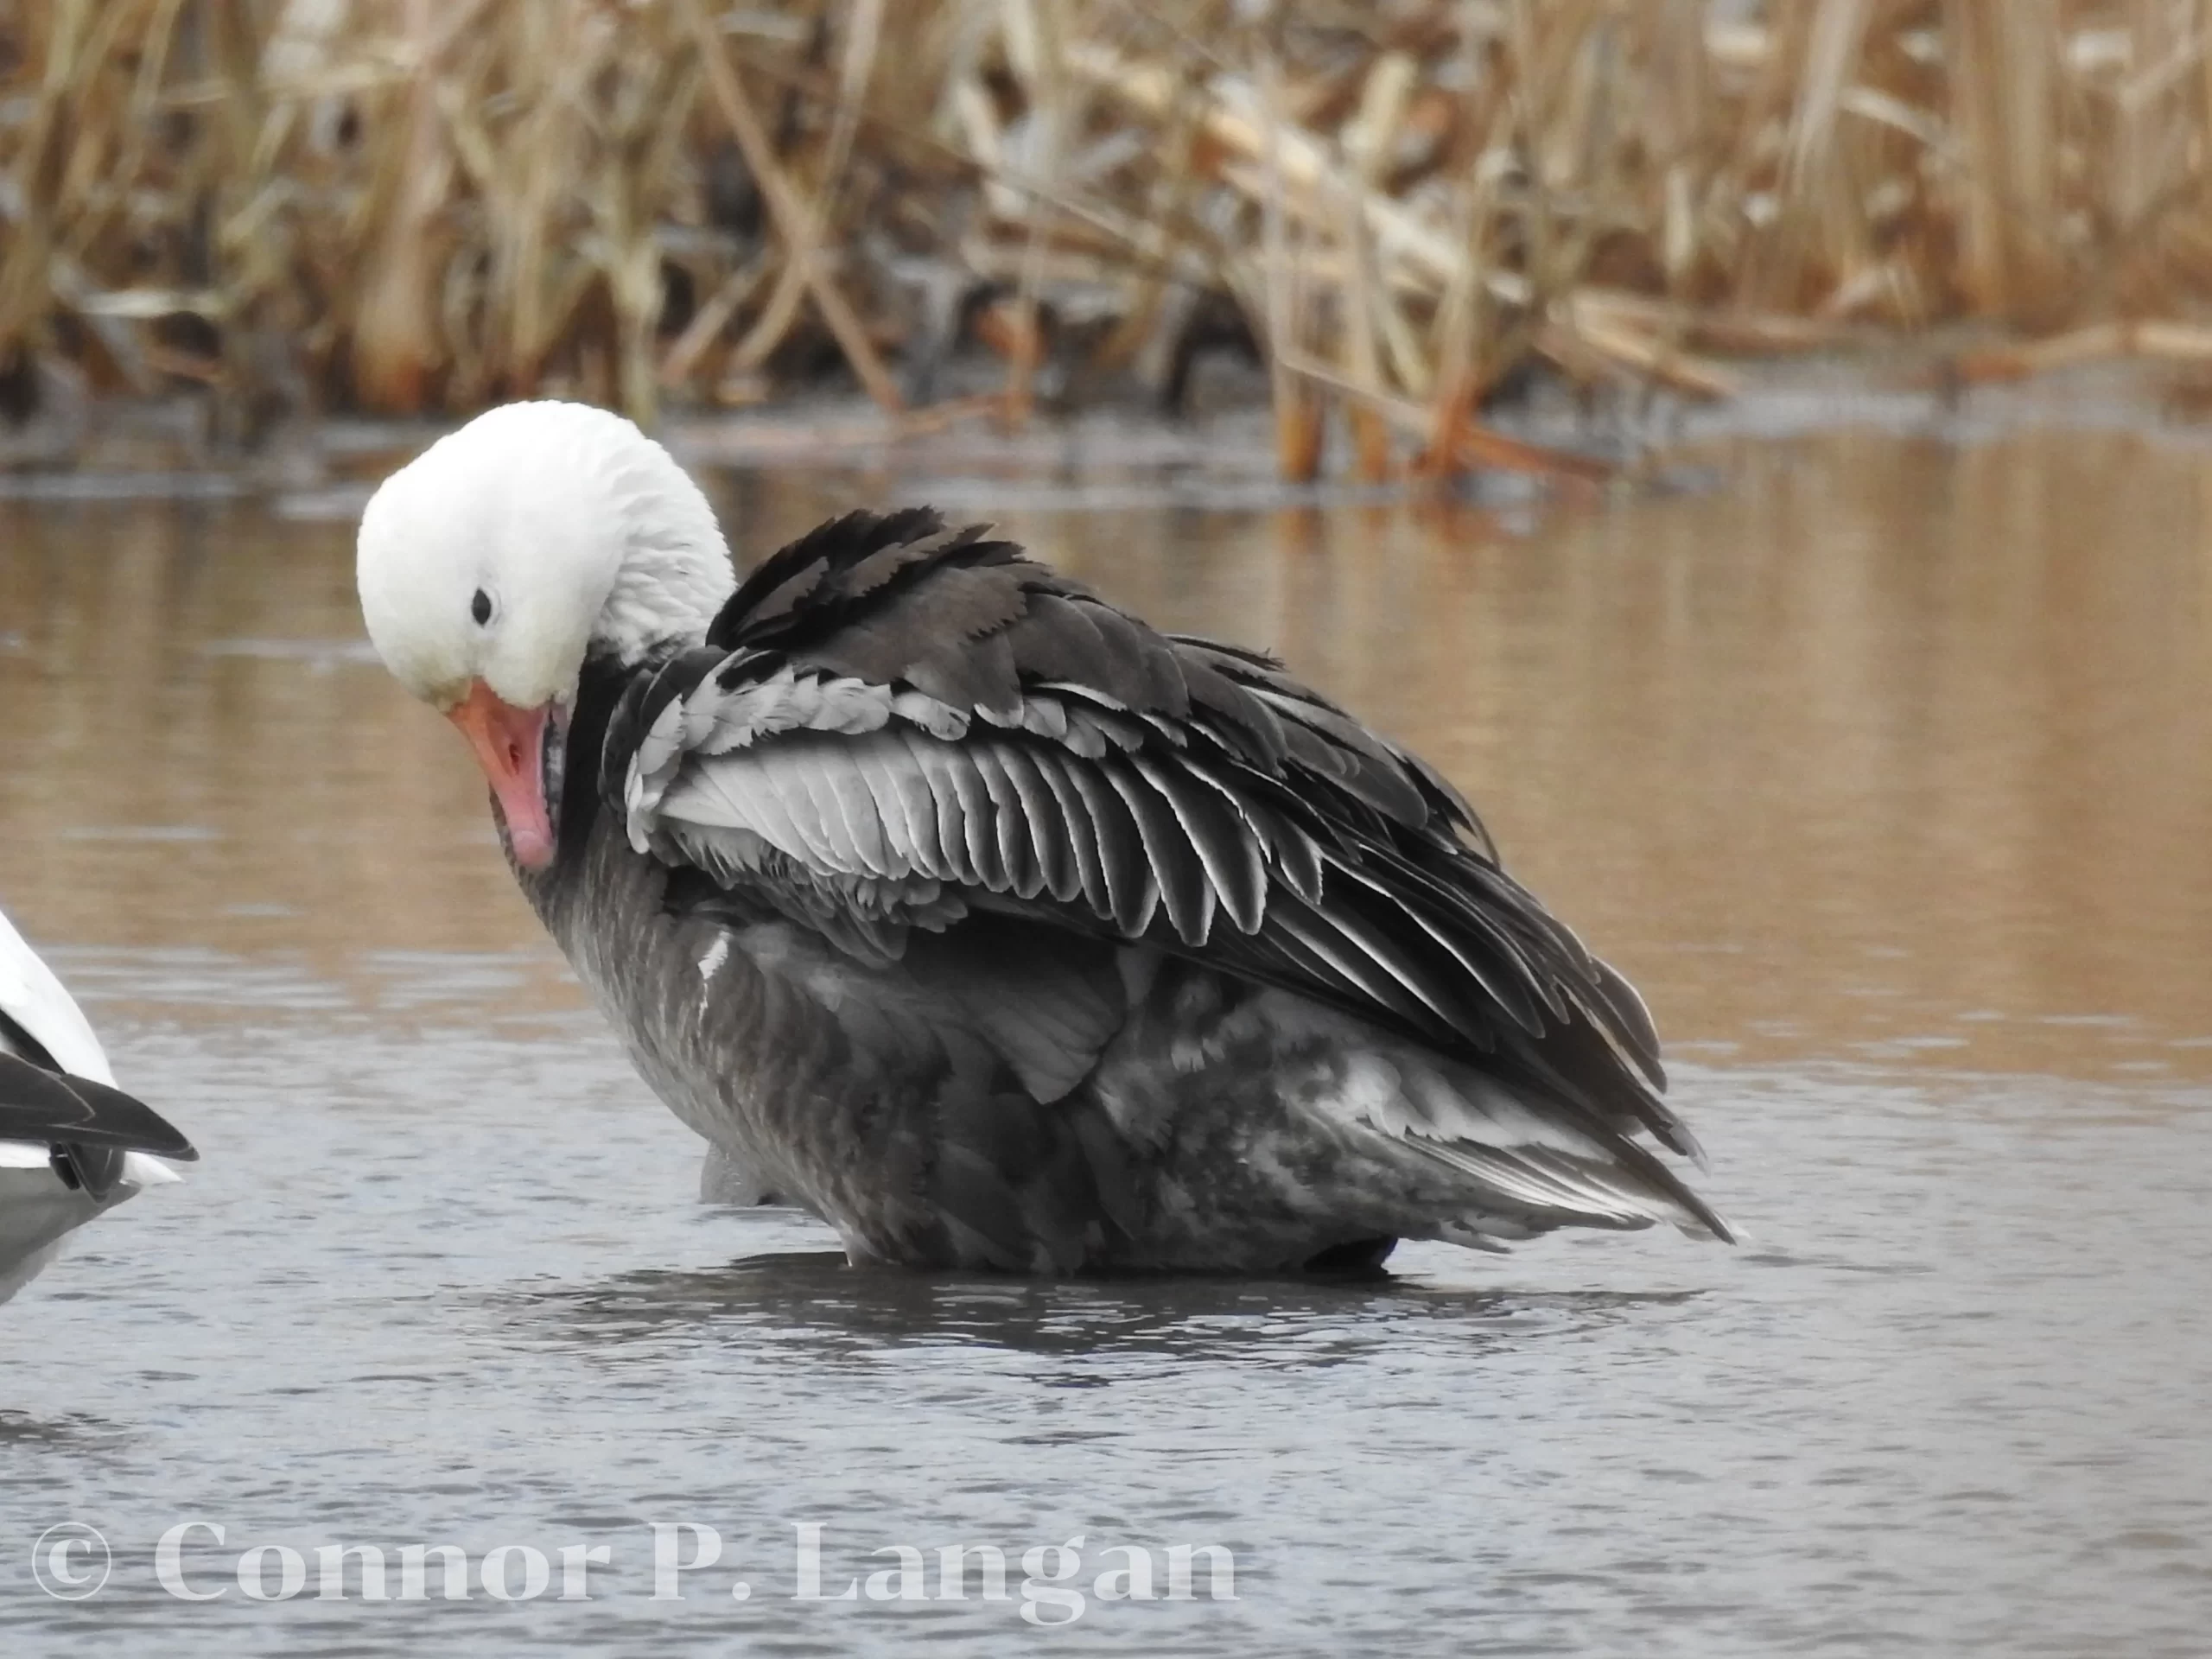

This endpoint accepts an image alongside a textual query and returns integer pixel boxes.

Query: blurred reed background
[5,0,2212,480]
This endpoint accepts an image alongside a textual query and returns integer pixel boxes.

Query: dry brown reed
[7,1,2212,479]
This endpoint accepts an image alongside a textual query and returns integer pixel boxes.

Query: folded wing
[601,510,1720,1236]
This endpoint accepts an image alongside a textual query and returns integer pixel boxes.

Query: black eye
[471,589,493,626]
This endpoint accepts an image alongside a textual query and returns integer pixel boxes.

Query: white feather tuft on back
[120,1152,183,1186]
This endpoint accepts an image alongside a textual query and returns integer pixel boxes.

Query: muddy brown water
[1,429,2209,1655]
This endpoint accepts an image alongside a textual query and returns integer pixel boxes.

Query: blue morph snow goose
[1,906,196,1304]
[357,401,1727,1274]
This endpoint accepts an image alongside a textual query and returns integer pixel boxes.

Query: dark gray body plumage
[516,510,1727,1273]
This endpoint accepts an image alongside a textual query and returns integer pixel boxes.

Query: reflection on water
[512,1251,1701,1365]
[2,430,2210,1656]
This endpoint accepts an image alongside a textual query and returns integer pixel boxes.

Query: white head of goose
[1,905,197,1305]
[359,400,1728,1274]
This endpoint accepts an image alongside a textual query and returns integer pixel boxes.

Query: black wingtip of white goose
[0,1053,200,1164]
[3,904,194,1302]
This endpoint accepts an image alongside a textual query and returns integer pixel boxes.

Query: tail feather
[1315,1038,1732,1248]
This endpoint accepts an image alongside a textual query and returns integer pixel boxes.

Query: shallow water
[2,429,2210,1655]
